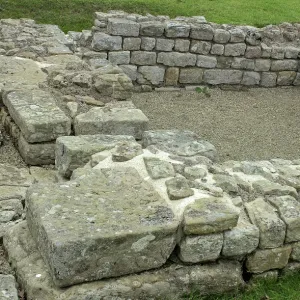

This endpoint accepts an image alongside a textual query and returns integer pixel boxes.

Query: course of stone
[1,12,300,300]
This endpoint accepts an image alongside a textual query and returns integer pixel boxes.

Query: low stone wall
[77,11,300,89]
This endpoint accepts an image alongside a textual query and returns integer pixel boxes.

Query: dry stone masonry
[1,12,300,300]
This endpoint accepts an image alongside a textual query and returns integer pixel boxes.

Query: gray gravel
[132,86,300,162]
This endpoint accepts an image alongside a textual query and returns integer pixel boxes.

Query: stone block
[261,43,271,58]
[190,24,214,40]
[245,198,286,249]
[140,37,156,50]
[119,64,138,81]
[231,58,255,70]
[131,51,157,65]
[214,29,230,43]
[123,37,141,50]
[165,67,179,85]
[271,46,285,59]
[183,196,239,235]
[91,32,122,51]
[3,89,71,143]
[277,71,296,85]
[26,167,179,287]
[251,271,278,283]
[165,176,194,200]
[203,69,243,85]
[213,174,238,193]
[245,46,261,58]
[156,38,174,52]
[74,107,149,139]
[261,72,277,87]
[255,59,271,71]
[196,55,217,68]
[108,51,130,64]
[252,180,297,198]
[165,22,190,38]
[140,21,164,36]
[107,18,140,36]
[246,246,292,273]
[271,60,298,71]
[157,52,197,67]
[285,47,300,59]
[179,68,203,84]
[229,28,246,42]
[174,39,190,52]
[178,233,223,263]
[291,242,300,261]
[0,275,18,300]
[210,44,224,55]
[294,73,300,85]
[224,43,246,56]
[144,157,175,179]
[241,71,261,85]
[268,196,300,243]
[190,40,211,55]
[217,57,233,69]
[138,66,165,85]
[55,135,135,178]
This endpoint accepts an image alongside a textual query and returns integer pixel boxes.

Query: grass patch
[188,272,300,300]
[1,0,300,32]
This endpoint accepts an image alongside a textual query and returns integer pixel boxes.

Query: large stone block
[231,58,255,70]
[190,40,211,54]
[156,38,175,51]
[140,21,164,36]
[241,71,261,85]
[196,55,217,68]
[74,107,149,139]
[107,18,140,36]
[123,37,141,50]
[131,51,157,65]
[203,69,243,85]
[157,52,197,67]
[138,66,165,85]
[252,180,297,198]
[3,89,71,143]
[55,134,136,178]
[183,197,239,235]
[25,168,179,287]
[108,51,130,64]
[165,22,190,38]
[245,198,286,249]
[213,29,230,43]
[4,223,244,300]
[261,72,277,87]
[190,24,214,40]
[179,68,203,84]
[224,43,246,56]
[277,71,297,85]
[91,32,122,51]
[271,60,298,71]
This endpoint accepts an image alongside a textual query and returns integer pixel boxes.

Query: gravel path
[132,86,300,162]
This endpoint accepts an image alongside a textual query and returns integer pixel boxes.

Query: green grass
[188,272,300,300]
[0,0,300,32]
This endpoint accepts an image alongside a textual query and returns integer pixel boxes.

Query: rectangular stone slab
[55,134,135,178]
[74,107,149,139]
[3,89,71,143]
[26,167,179,287]
[3,222,244,300]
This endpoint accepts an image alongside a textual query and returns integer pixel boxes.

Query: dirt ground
[132,86,300,162]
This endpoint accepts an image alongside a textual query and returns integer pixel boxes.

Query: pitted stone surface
[3,89,71,143]
[56,134,136,177]
[26,167,179,287]
[74,107,149,139]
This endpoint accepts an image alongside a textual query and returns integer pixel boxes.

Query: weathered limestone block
[131,51,157,65]
[144,157,175,179]
[156,38,175,51]
[165,176,194,200]
[213,174,239,193]
[29,167,57,184]
[141,37,156,50]
[174,39,190,52]
[0,163,32,187]
[246,246,292,273]
[25,168,179,287]
[157,52,197,67]
[196,55,217,68]
[91,32,122,51]
[245,46,261,58]
[112,140,143,162]
[183,197,239,235]
[211,44,224,55]
[178,233,223,263]
[231,58,255,70]
[229,28,246,42]
[3,89,71,143]
[4,223,244,300]
[285,47,300,59]
[281,262,300,276]
[251,270,278,283]
[165,22,190,38]
[222,211,259,257]
[214,29,230,43]
[203,69,243,85]
[252,180,297,198]
[123,37,141,50]
[74,107,148,139]
[184,165,207,180]
[277,71,296,85]
[107,18,140,36]
[119,64,138,81]
[108,51,130,64]
[0,275,18,300]
[261,72,277,87]
[224,43,246,56]
[140,21,165,36]
[255,59,271,71]
[18,134,55,165]
[190,24,214,40]
[179,68,203,84]
[268,196,300,243]
[165,67,179,85]
[271,60,298,71]
[293,73,300,86]
[241,71,261,85]
[271,46,285,59]
[291,242,300,261]
[142,130,217,161]
[56,134,135,177]
[190,40,211,54]
[217,57,233,68]
[138,66,165,85]
[261,43,272,58]
[245,198,286,249]
[0,185,27,202]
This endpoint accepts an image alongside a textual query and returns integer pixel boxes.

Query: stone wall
[76,11,300,89]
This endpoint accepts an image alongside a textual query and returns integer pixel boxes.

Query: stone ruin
[1,13,300,300]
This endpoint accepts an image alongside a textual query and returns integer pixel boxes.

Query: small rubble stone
[165,176,194,200]
[112,141,143,162]
[251,270,278,283]
[144,157,175,179]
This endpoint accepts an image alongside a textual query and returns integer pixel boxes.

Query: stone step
[3,89,71,143]
[26,167,179,287]
[55,134,136,177]
[74,107,149,139]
